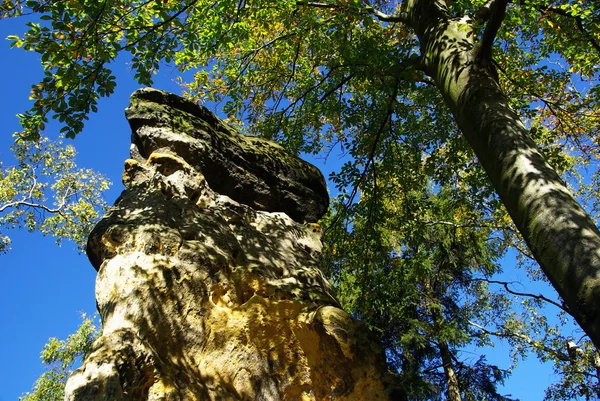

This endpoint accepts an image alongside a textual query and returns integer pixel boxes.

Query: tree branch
[0,200,65,215]
[473,0,496,21]
[324,78,400,234]
[278,64,349,118]
[295,1,408,23]
[468,320,571,362]
[366,6,408,23]
[474,278,570,314]
[476,0,509,63]
[386,54,425,78]
[422,219,516,233]
[513,245,535,263]
[122,0,200,53]
[542,5,600,57]
[295,1,338,10]
[0,165,67,216]
[574,16,600,56]
[272,41,302,115]
[319,73,355,102]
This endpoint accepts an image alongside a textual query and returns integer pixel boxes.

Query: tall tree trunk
[431,303,462,401]
[438,340,462,401]
[594,350,600,398]
[407,0,600,348]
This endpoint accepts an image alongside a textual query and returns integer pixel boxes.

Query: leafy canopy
[2,0,600,399]
[0,136,110,253]
[20,314,100,401]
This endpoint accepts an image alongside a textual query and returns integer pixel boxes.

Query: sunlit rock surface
[65,88,401,401]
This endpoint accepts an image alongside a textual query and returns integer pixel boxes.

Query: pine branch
[422,219,516,233]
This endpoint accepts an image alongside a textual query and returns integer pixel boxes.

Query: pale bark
[594,351,600,397]
[406,0,600,348]
[438,341,462,401]
[432,303,462,401]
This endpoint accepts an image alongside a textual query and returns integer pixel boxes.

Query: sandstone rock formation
[65,88,401,401]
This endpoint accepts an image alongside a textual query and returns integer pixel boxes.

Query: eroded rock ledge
[65,89,401,401]
[125,88,328,224]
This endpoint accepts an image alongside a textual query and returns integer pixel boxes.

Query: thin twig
[473,278,570,314]
[324,78,400,234]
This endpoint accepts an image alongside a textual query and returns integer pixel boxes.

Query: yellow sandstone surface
[65,90,401,401]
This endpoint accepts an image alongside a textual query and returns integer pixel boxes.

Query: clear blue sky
[0,15,564,401]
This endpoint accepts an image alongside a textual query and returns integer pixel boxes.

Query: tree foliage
[20,314,100,401]
[0,136,110,253]
[2,0,600,399]
[322,181,515,400]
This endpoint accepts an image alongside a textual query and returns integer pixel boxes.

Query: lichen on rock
[65,88,402,401]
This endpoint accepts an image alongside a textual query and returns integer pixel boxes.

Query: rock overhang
[125,88,329,223]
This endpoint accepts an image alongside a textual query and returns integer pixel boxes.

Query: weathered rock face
[125,88,329,224]
[65,88,401,401]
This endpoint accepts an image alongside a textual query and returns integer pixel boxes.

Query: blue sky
[0,15,566,401]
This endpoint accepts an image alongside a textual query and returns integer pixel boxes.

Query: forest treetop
[2,0,600,399]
